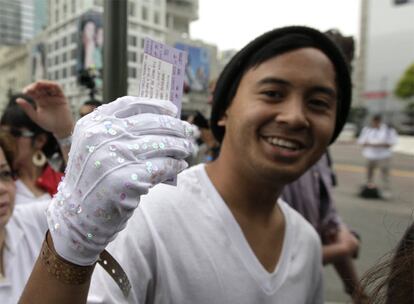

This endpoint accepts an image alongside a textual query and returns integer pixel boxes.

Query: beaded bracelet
[55,134,72,147]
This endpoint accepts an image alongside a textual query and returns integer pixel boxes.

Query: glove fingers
[119,113,195,138]
[118,134,193,160]
[88,134,192,169]
[72,137,190,199]
[71,115,194,155]
[97,96,177,118]
[94,157,187,209]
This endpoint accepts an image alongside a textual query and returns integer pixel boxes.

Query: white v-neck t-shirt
[88,164,323,304]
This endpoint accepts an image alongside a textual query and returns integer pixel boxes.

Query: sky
[190,0,361,51]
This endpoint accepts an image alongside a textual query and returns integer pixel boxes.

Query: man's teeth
[266,137,300,149]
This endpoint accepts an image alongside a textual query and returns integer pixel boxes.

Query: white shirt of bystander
[14,179,51,205]
[0,202,48,304]
[357,124,398,160]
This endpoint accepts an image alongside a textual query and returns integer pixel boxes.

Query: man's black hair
[210,26,352,144]
[192,111,209,129]
[83,99,102,107]
[373,114,382,121]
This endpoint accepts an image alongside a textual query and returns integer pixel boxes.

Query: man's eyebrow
[257,77,290,86]
[256,77,337,98]
[310,86,337,99]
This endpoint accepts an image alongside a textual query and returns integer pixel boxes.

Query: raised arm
[16,80,75,164]
[19,96,194,304]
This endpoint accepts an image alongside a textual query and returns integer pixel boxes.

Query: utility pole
[103,0,127,102]
[355,0,369,108]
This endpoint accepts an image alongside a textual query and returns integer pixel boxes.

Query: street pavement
[324,135,414,303]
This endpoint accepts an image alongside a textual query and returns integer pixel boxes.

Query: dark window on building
[128,67,137,78]
[154,11,160,24]
[128,51,137,62]
[129,2,136,16]
[71,65,76,76]
[71,49,77,59]
[62,52,67,62]
[62,36,67,47]
[62,68,67,78]
[129,35,137,46]
[142,6,148,21]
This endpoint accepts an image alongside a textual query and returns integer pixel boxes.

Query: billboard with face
[77,11,103,88]
[174,43,210,92]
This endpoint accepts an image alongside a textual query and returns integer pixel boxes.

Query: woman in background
[0,81,73,205]
[0,131,49,303]
[0,81,74,303]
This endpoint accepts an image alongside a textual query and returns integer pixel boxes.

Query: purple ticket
[138,39,188,186]
[139,38,188,116]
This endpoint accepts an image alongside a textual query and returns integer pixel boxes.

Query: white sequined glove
[47,96,194,265]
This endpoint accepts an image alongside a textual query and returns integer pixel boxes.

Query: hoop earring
[32,150,47,167]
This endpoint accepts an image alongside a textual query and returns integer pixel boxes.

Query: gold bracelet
[41,231,95,285]
[41,231,131,296]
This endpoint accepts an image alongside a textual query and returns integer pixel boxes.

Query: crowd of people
[0,26,411,304]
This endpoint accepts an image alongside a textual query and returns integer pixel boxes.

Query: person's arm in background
[321,220,365,302]
[318,155,365,302]
[322,225,359,264]
[356,127,368,146]
[388,126,398,147]
[16,81,74,164]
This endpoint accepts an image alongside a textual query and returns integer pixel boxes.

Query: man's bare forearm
[19,234,94,304]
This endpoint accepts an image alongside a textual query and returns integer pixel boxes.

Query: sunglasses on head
[8,128,35,138]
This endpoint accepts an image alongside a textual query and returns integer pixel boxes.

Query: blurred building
[0,45,29,112]
[165,0,218,117]
[218,49,237,73]
[0,0,217,116]
[0,0,48,46]
[45,0,169,111]
[355,0,414,131]
[33,0,49,34]
[166,0,198,34]
[0,0,34,45]
[0,31,48,113]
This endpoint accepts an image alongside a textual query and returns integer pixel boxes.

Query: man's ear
[33,133,48,150]
[217,112,227,127]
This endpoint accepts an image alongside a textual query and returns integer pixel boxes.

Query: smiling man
[20,26,351,304]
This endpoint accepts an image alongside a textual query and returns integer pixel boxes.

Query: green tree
[395,63,414,133]
[395,63,414,100]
